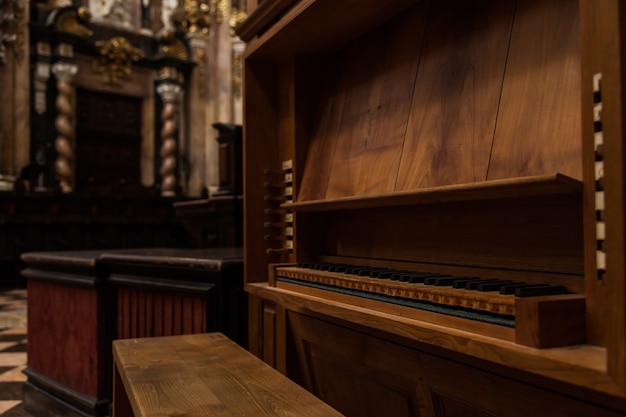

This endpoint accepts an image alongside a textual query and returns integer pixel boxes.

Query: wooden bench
[112,333,345,416]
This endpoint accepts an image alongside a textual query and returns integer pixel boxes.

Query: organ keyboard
[271,261,586,348]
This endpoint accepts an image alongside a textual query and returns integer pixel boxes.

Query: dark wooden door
[75,89,142,193]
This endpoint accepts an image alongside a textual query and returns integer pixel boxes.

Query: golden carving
[171,0,211,34]
[56,7,93,37]
[159,31,189,60]
[195,49,207,99]
[94,37,144,84]
[232,49,242,98]
[12,0,25,62]
[157,66,180,81]
[211,0,229,24]
[229,7,247,37]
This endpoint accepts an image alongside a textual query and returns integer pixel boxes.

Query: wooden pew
[112,332,344,417]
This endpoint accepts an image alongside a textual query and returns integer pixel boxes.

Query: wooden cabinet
[238,0,626,415]
[21,248,245,417]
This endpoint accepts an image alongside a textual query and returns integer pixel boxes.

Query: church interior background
[0,0,248,288]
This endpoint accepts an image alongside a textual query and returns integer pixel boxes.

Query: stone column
[156,82,181,196]
[186,34,209,197]
[51,61,77,193]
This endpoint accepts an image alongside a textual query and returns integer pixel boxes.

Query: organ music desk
[237,0,626,416]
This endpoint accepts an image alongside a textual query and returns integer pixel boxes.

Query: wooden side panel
[115,288,208,339]
[397,0,515,189]
[579,0,626,391]
[288,312,428,417]
[243,61,281,282]
[421,353,624,417]
[488,0,582,180]
[298,3,428,201]
[248,294,263,358]
[27,279,106,398]
[262,301,277,368]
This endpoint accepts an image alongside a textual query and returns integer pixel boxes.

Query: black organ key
[422,275,452,285]
[464,279,501,290]
[498,283,537,295]
[400,273,436,283]
[514,285,569,297]
[328,264,350,272]
[452,278,483,288]
[391,272,409,280]
[476,280,514,292]
[429,276,474,286]
[345,266,369,274]
[372,270,394,278]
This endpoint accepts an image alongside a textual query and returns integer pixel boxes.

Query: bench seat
[112,333,345,416]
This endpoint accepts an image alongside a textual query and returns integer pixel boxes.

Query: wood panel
[488,0,582,180]
[421,352,625,417]
[287,308,626,417]
[115,287,208,340]
[298,2,428,200]
[578,0,626,393]
[27,279,106,398]
[243,61,281,283]
[288,311,427,417]
[112,333,345,417]
[327,194,583,276]
[397,0,515,189]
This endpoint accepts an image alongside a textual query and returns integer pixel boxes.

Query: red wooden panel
[129,289,138,338]
[27,279,105,397]
[137,290,146,338]
[153,292,163,337]
[192,297,206,333]
[163,294,173,336]
[182,296,193,334]
[145,291,153,337]
[172,296,183,335]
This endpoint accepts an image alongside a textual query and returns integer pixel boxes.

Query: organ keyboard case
[237,0,626,415]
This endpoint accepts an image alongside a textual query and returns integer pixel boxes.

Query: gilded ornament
[171,0,211,34]
[94,37,144,84]
[159,31,189,60]
[56,7,93,37]
[229,7,247,36]
[211,0,229,24]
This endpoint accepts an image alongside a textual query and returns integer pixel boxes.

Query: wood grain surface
[488,0,581,180]
[397,0,515,189]
[113,333,345,416]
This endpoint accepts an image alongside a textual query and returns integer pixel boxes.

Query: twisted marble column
[156,82,181,196]
[51,62,77,193]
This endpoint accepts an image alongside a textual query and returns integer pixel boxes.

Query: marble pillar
[156,82,181,196]
[186,34,209,197]
[51,61,78,193]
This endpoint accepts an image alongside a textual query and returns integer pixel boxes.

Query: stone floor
[0,289,31,416]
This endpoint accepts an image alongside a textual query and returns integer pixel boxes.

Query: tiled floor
[0,289,31,416]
